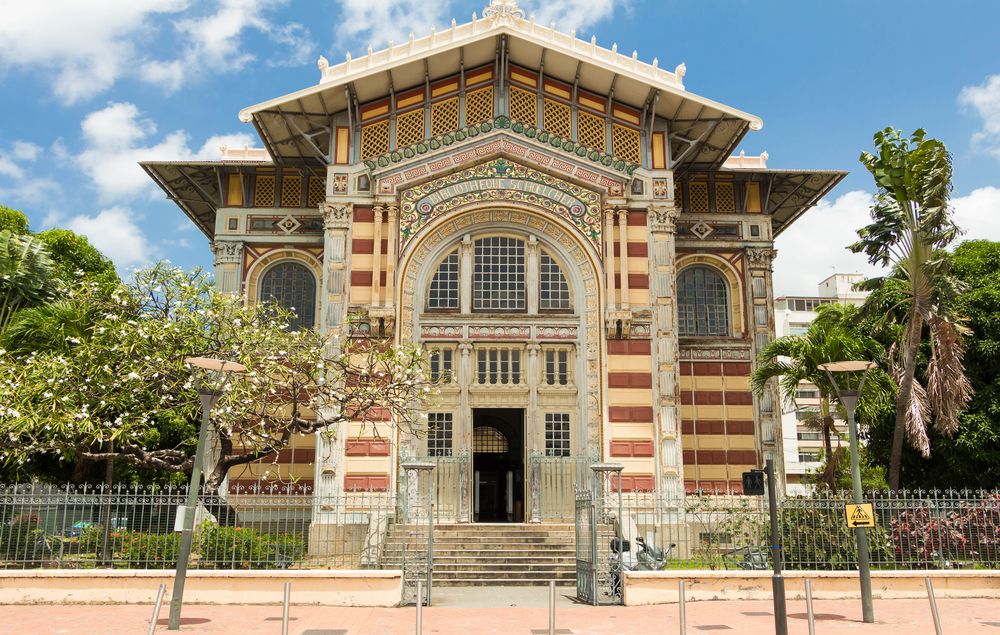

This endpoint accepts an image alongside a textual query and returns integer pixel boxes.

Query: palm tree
[0,230,58,334]
[850,128,972,490]
[1,300,94,354]
[751,304,894,490]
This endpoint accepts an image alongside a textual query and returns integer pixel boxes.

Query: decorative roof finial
[483,0,525,27]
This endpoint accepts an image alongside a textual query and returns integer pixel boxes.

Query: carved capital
[746,247,778,270]
[385,203,399,220]
[606,308,633,340]
[367,305,396,339]
[647,204,681,234]
[321,201,352,230]
[211,240,244,266]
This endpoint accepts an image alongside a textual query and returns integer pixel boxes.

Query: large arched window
[677,266,730,336]
[427,249,460,310]
[539,251,571,311]
[473,236,525,311]
[259,261,316,330]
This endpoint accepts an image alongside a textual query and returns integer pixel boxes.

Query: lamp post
[168,357,246,631]
[818,360,875,624]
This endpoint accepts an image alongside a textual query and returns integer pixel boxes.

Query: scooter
[610,536,677,598]
[635,536,676,570]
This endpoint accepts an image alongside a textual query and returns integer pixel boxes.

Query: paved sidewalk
[3,597,999,634]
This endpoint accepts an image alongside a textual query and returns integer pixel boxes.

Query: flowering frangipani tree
[0,263,432,493]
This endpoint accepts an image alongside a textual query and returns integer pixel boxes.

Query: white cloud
[953,186,1000,242]
[12,141,42,162]
[959,74,1000,157]
[0,1,313,102]
[65,207,157,269]
[0,0,185,104]
[524,0,625,33]
[76,102,257,201]
[0,141,61,203]
[335,0,453,51]
[773,190,885,296]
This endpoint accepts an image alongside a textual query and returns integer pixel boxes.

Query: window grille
[688,182,709,213]
[475,347,522,385]
[429,348,454,383]
[754,304,768,326]
[427,250,460,310]
[760,390,774,413]
[797,431,822,441]
[427,413,453,457]
[306,177,326,207]
[474,426,509,453]
[715,182,736,212]
[431,97,460,136]
[577,110,606,151]
[789,298,834,312]
[752,277,767,298]
[542,98,571,138]
[465,86,494,125]
[360,120,390,160]
[611,123,641,164]
[544,413,571,457]
[473,236,525,311]
[253,175,276,207]
[677,266,729,336]
[509,86,537,126]
[539,252,571,310]
[280,175,302,207]
[395,108,426,148]
[259,261,316,331]
[544,349,570,386]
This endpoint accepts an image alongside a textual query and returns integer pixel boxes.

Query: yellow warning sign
[845,503,875,528]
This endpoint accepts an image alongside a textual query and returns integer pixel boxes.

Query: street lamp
[168,356,246,631]
[818,360,875,624]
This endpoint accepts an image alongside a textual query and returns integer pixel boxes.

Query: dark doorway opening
[472,408,524,522]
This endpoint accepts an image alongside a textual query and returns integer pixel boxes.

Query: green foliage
[115,530,180,567]
[0,512,43,560]
[0,207,29,235]
[0,230,58,332]
[804,447,889,492]
[34,229,118,288]
[197,523,306,569]
[0,300,94,354]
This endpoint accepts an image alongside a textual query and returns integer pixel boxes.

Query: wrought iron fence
[530,453,593,522]
[603,488,1000,573]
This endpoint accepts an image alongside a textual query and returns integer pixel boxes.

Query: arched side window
[473,426,509,453]
[677,266,730,336]
[539,251,571,311]
[473,236,525,312]
[259,261,316,331]
[427,249,460,310]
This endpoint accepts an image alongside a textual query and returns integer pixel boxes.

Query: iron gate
[398,463,434,606]
[574,467,623,605]
[574,489,598,603]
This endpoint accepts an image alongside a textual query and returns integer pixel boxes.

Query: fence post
[416,579,423,634]
[281,582,291,635]
[678,579,686,635]
[549,580,556,635]
[926,578,943,635]
[147,584,166,635]
[805,579,815,635]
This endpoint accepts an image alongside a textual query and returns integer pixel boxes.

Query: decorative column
[315,201,352,502]
[211,241,244,295]
[604,207,617,311]
[648,203,682,497]
[617,209,630,311]
[526,235,540,314]
[526,342,541,523]
[458,341,474,522]
[372,204,384,306]
[746,247,782,490]
[384,204,399,307]
[460,234,473,314]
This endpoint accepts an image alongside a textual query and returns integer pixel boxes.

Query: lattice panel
[306,176,326,207]
[360,120,390,160]
[715,182,736,212]
[396,108,426,148]
[465,86,494,125]
[543,98,571,138]
[431,97,460,136]
[611,123,641,164]
[280,175,302,207]
[689,182,709,213]
[253,175,275,207]
[577,110,606,151]
[509,86,537,126]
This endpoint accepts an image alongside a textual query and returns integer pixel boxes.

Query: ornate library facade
[144,0,844,521]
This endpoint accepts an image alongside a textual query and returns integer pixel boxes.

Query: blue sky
[1,0,997,295]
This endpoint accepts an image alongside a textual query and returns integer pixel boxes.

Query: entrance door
[472,408,524,522]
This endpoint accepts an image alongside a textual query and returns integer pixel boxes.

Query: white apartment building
[774,274,867,494]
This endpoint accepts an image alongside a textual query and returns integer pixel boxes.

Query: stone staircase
[382,523,577,586]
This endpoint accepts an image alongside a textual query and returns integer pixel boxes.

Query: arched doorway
[472,410,523,522]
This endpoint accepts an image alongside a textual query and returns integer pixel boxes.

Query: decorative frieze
[468,325,531,339]
[679,347,752,361]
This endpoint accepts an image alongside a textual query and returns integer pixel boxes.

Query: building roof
[238,0,763,173]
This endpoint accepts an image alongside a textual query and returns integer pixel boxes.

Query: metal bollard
[416,580,423,635]
[805,579,815,635]
[926,578,943,635]
[148,584,167,635]
[549,580,556,635]
[281,582,291,635]
[678,579,686,635]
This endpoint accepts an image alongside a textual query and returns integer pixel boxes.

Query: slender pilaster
[527,235,539,314]
[385,204,398,307]
[372,204,384,306]
[604,207,617,311]
[617,209,630,311]
[526,342,541,523]
[458,341,473,522]
[460,234,473,314]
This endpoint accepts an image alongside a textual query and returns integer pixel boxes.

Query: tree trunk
[890,312,923,490]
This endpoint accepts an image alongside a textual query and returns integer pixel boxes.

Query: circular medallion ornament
[569,203,584,217]
[417,201,433,216]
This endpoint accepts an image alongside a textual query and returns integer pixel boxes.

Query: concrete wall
[0,569,402,607]
[623,570,1000,605]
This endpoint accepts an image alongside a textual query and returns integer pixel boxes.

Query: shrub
[0,513,43,560]
[890,493,1000,567]
[114,531,180,568]
[196,523,306,569]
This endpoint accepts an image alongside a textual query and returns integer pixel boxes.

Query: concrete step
[432,579,576,587]
[432,571,576,581]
